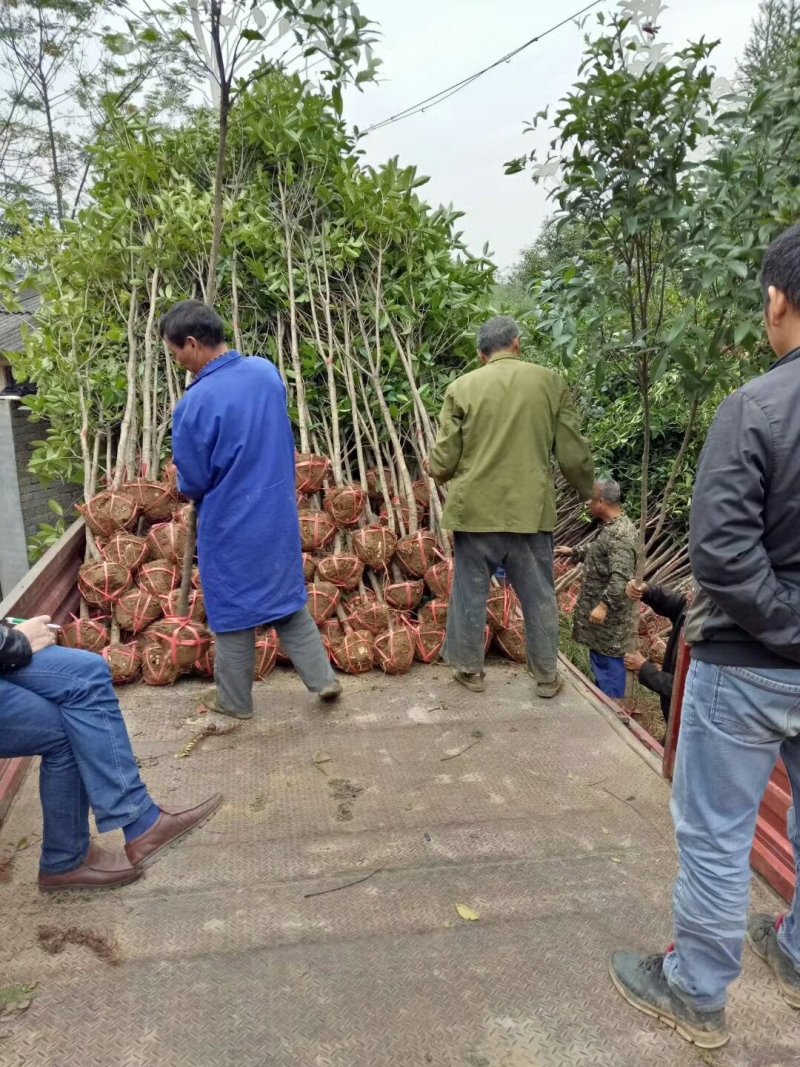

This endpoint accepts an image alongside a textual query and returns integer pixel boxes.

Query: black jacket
[0,624,33,671]
[684,346,800,667]
[638,583,688,720]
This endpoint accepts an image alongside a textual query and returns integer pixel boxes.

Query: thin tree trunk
[113,287,139,489]
[649,394,700,548]
[231,249,244,353]
[141,267,160,478]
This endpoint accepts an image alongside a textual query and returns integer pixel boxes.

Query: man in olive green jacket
[427,315,594,697]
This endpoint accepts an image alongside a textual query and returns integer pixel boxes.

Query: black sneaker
[748,913,800,1008]
[609,951,729,1049]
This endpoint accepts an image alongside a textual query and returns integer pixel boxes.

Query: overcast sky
[344,0,760,272]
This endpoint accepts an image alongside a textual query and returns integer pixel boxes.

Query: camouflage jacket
[572,514,638,657]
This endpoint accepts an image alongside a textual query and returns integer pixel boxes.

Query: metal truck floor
[0,660,795,1066]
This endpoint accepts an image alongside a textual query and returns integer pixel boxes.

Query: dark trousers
[445,531,559,682]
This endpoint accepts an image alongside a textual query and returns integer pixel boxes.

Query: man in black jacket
[0,617,222,890]
[623,580,689,721]
[610,225,800,1049]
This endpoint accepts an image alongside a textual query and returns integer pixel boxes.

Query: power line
[360,0,604,137]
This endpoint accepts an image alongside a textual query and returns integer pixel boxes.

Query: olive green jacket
[429,353,594,533]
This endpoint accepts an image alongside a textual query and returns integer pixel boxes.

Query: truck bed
[0,660,794,1066]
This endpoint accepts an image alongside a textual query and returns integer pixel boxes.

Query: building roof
[0,290,41,364]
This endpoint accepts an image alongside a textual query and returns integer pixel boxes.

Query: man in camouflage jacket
[557,478,637,698]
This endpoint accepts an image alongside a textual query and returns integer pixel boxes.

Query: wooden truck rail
[0,522,794,900]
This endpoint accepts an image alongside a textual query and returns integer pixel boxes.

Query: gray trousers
[214,605,335,714]
[445,531,559,682]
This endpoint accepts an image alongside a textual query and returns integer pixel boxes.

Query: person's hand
[589,602,608,625]
[626,579,647,601]
[624,651,646,672]
[555,546,573,558]
[16,615,56,654]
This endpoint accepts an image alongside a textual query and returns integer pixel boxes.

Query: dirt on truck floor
[0,659,794,1066]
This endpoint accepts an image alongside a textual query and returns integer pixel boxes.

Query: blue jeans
[590,651,627,698]
[0,647,153,874]
[663,660,800,1009]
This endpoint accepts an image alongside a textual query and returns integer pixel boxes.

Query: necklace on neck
[200,349,232,372]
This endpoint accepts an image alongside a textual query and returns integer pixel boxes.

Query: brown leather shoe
[38,844,142,892]
[124,793,223,869]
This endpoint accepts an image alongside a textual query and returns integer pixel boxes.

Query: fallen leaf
[16,838,28,851]
[611,857,622,864]
[456,904,480,922]
[314,751,333,764]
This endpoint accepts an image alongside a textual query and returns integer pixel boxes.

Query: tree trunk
[141,267,160,478]
[113,287,140,489]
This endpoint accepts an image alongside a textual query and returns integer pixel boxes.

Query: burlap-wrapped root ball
[487,585,521,633]
[298,511,336,553]
[332,630,374,674]
[418,599,449,626]
[425,559,454,600]
[124,478,176,522]
[384,579,424,612]
[349,599,390,635]
[295,452,330,494]
[78,561,133,606]
[414,622,446,664]
[412,479,431,511]
[138,559,180,598]
[380,498,412,531]
[306,581,341,624]
[395,531,437,578]
[254,629,279,680]
[352,525,397,571]
[195,639,216,678]
[114,587,163,634]
[160,587,206,624]
[365,468,391,499]
[102,642,142,685]
[59,616,109,653]
[144,617,211,670]
[374,624,415,675]
[323,486,366,528]
[302,553,317,582]
[141,641,182,686]
[494,618,526,663]
[100,531,150,571]
[146,521,187,565]
[78,489,139,538]
[318,617,344,652]
[316,554,364,591]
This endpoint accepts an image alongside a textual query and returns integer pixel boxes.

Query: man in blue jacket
[162,301,340,719]
[610,227,800,1048]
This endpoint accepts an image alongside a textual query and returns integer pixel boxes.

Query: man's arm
[642,583,688,624]
[172,401,216,503]
[555,383,594,500]
[600,531,637,611]
[428,387,463,485]
[638,659,674,700]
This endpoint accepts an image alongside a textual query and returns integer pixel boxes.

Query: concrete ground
[0,659,795,1067]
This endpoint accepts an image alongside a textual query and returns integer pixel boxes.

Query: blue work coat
[171,351,307,633]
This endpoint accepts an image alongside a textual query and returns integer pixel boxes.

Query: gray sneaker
[196,686,253,720]
[537,674,564,699]
[318,678,343,703]
[453,670,486,693]
[609,952,729,1050]
[748,913,800,1008]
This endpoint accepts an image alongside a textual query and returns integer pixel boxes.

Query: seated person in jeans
[0,616,222,890]
[556,478,637,699]
[623,580,690,722]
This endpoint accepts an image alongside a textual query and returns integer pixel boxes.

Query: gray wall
[0,398,81,598]
[11,404,81,543]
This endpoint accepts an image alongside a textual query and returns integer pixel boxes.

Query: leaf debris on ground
[456,904,480,922]
[37,925,121,966]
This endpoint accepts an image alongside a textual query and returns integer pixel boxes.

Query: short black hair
[761,224,800,311]
[159,300,226,347]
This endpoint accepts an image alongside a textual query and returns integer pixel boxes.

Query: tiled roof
[0,290,41,358]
